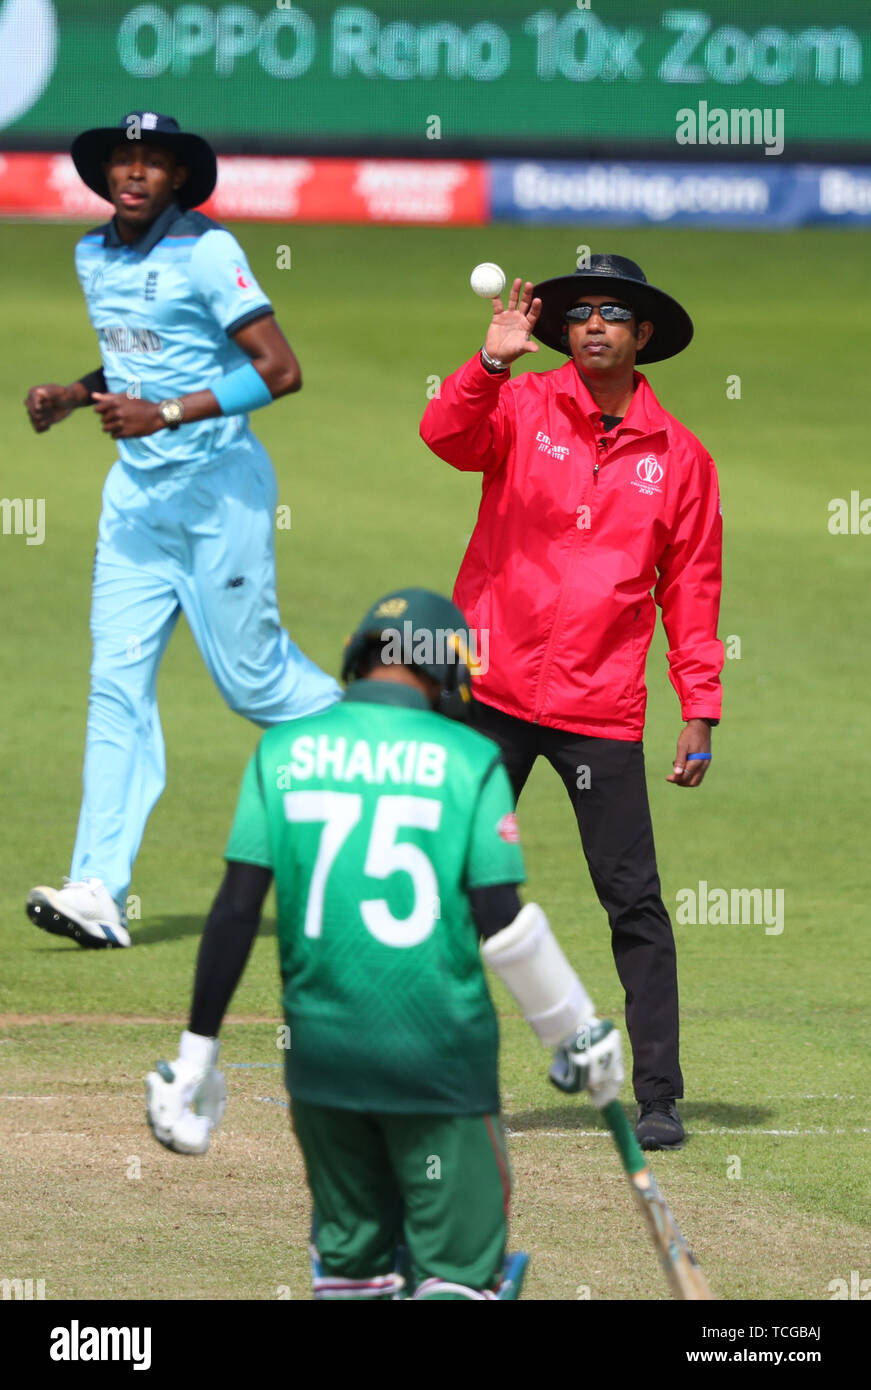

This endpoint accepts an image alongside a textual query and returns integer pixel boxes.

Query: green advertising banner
[3,0,870,148]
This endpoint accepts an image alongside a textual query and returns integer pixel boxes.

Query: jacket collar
[102,199,184,254]
[553,360,666,437]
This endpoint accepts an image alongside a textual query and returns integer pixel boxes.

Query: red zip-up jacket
[420,353,723,740]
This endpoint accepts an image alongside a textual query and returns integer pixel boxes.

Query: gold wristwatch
[158,398,185,430]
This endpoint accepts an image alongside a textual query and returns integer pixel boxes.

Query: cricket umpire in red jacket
[420,255,723,1150]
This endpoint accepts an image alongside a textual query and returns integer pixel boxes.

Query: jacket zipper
[532,432,609,722]
[593,433,608,479]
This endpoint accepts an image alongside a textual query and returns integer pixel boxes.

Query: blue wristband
[686,752,712,761]
[212,362,272,416]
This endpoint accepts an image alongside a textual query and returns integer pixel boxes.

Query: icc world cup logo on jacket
[632,454,664,496]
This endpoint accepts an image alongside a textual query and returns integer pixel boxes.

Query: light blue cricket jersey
[74,201,274,470]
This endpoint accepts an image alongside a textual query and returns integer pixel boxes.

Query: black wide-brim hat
[532,254,693,365]
[71,112,217,210]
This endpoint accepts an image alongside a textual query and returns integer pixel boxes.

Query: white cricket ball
[470,262,506,298]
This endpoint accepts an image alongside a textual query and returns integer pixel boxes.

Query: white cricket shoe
[26,877,131,949]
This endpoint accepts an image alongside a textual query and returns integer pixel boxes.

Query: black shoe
[635,1099,685,1150]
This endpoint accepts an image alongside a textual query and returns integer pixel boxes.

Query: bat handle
[600,1099,647,1177]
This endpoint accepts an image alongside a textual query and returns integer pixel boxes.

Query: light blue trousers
[70,434,340,905]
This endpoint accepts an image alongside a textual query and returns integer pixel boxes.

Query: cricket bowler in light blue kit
[24,112,340,949]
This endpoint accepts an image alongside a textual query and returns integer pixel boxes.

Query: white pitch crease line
[504,1127,871,1138]
[0,1095,63,1102]
[693,1126,871,1136]
[0,1093,137,1101]
[248,1103,871,1138]
[2,1097,864,1139]
[730,1095,857,1102]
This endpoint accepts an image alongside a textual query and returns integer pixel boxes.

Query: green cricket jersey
[225,682,525,1115]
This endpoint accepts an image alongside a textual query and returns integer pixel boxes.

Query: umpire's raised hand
[484,278,542,365]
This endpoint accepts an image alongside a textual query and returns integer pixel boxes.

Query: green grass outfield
[1,221,868,1301]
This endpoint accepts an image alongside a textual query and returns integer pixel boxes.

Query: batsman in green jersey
[146,588,625,1300]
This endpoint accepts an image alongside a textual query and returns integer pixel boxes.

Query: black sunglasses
[565,302,635,323]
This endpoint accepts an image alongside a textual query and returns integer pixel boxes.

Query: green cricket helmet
[341,587,479,722]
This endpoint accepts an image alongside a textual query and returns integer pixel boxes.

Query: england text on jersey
[98,326,163,353]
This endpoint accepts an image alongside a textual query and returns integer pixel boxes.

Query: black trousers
[472,701,682,1102]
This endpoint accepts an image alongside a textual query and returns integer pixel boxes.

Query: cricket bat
[600,1099,715,1300]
